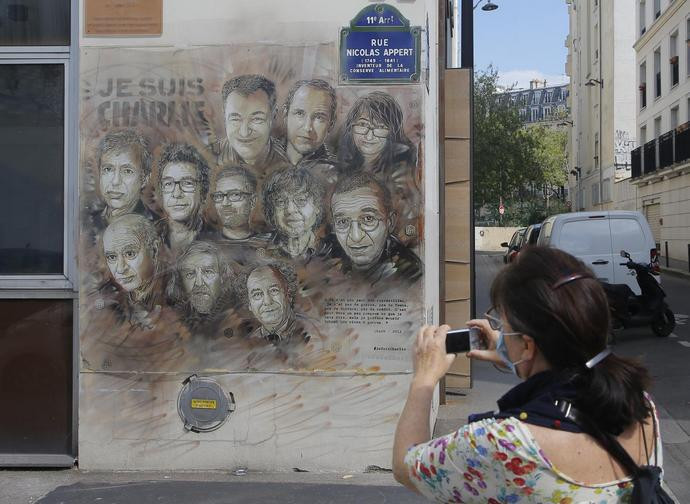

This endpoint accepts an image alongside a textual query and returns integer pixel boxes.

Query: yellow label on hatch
[191,399,217,409]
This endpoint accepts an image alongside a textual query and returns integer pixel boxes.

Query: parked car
[501,227,526,264]
[522,223,542,248]
[537,211,659,294]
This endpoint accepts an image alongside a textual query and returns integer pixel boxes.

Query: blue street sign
[340,4,421,85]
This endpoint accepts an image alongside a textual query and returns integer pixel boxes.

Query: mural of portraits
[79,44,425,374]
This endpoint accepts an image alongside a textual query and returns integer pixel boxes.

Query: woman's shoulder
[406,417,639,503]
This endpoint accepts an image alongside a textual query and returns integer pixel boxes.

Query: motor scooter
[600,250,675,339]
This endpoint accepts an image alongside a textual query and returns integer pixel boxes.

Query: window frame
[686,16,690,78]
[640,60,647,109]
[0,48,78,291]
[670,102,680,129]
[654,46,662,100]
[670,29,679,89]
[0,0,78,468]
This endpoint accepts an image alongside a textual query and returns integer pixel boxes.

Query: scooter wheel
[651,308,676,337]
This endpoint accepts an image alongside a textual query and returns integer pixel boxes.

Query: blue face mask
[496,330,527,376]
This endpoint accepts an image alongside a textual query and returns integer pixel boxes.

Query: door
[610,216,647,295]
[644,203,661,250]
[556,218,615,283]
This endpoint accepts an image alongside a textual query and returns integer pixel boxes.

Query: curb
[662,481,681,504]
[662,267,690,280]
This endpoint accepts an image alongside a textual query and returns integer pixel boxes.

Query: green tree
[473,67,538,217]
[473,67,569,225]
[528,125,568,208]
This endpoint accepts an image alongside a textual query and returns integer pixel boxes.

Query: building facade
[630,0,690,271]
[498,81,569,126]
[565,0,637,211]
[0,0,474,471]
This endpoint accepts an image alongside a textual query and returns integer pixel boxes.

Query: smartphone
[445,327,486,354]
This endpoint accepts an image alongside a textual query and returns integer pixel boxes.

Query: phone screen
[445,327,486,354]
[445,329,470,354]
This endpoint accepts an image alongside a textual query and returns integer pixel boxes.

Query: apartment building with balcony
[630,0,690,271]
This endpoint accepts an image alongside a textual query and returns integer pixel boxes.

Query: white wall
[613,0,637,183]
[635,172,690,268]
[475,227,520,252]
[78,0,443,471]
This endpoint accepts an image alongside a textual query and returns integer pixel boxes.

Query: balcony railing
[643,139,657,174]
[676,124,690,161]
[659,131,673,169]
[631,121,690,179]
[631,145,642,178]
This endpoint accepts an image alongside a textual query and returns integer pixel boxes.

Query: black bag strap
[567,400,673,504]
[576,410,642,477]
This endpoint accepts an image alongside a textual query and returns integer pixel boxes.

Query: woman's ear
[520,334,537,361]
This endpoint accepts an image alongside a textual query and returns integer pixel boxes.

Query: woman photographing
[393,246,666,503]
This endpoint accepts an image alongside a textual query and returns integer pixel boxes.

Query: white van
[537,211,659,295]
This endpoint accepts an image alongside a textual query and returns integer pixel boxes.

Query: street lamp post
[474,0,499,11]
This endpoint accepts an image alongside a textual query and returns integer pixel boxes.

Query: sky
[473,0,569,90]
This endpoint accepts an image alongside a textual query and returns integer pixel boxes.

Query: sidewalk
[662,265,690,280]
[2,470,427,504]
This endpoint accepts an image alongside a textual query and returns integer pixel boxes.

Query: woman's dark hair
[338,91,415,174]
[262,166,325,231]
[491,246,651,437]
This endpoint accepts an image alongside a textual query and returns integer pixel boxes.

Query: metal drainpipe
[598,2,604,208]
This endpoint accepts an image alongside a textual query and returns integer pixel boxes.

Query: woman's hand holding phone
[412,325,456,387]
[465,318,505,367]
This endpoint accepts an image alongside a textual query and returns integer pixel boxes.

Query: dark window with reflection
[0,299,73,455]
[0,64,64,275]
[0,0,70,46]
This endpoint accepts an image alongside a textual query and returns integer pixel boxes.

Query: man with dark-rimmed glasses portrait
[156,142,210,253]
[328,171,421,285]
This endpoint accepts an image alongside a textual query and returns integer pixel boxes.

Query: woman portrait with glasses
[338,91,421,245]
[261,166,326,260]
[338,91,416,174]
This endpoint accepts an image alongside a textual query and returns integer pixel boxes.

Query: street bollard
[665,241,669,268]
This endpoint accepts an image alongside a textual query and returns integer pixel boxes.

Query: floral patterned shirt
[404,401,662,504]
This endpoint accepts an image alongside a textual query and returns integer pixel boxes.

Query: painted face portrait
[99,148,144,212]
[273,190,318,239]
[352,115,390,162]
[331,185,391,269]
[286,86,332,156]
[247,266,290,331]
[179,251,221,314]
[103,223,156,293]
[224,90,272,164]
[161,162,201,223]
[212,175,255,229]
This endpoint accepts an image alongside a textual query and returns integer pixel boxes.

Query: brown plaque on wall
[85,0,162,36]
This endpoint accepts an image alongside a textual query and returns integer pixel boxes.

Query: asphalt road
[475,252,690,502]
